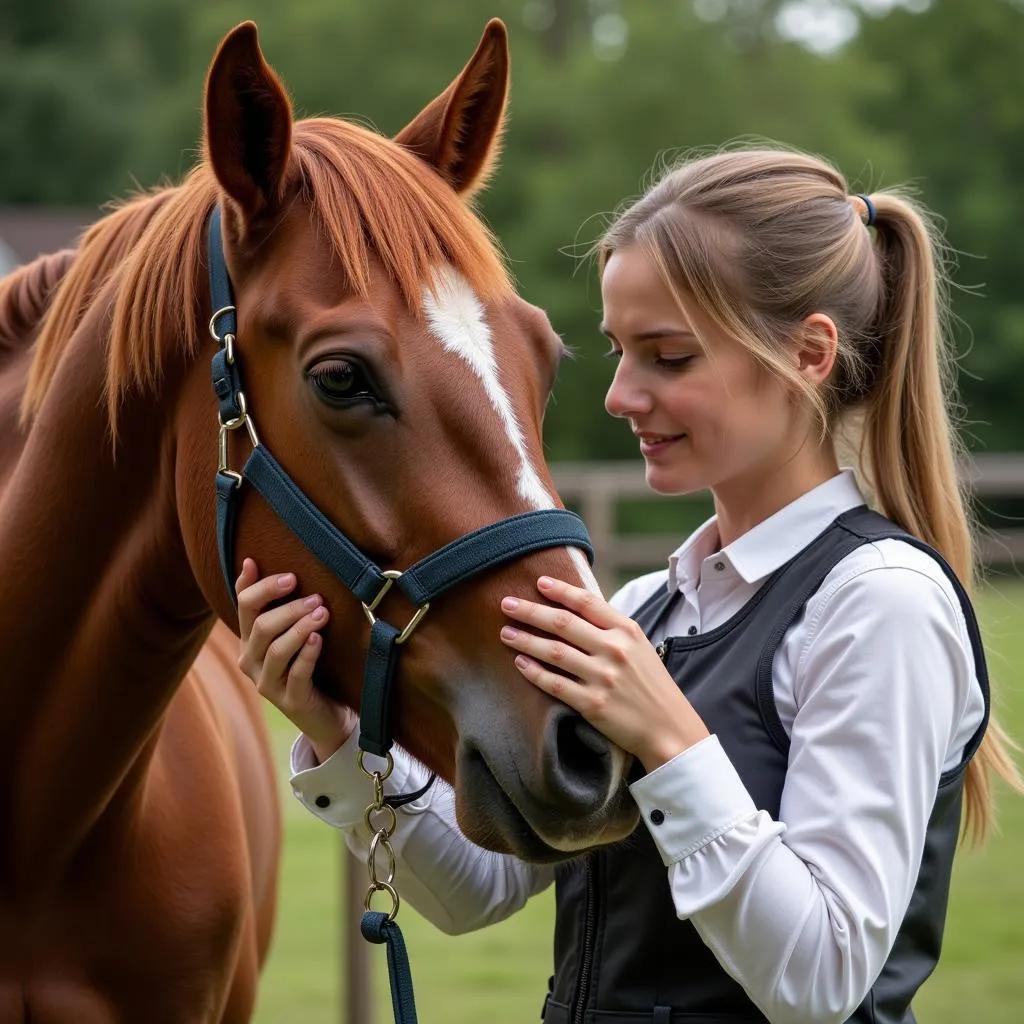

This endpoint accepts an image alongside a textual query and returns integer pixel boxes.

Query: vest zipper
[572,850,600,1024]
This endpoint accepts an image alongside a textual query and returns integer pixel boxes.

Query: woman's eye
[306,360,378,404]
[656,355,694,370]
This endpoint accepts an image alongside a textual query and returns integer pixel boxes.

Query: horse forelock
[20,116,513,442]
[292,118,511,312]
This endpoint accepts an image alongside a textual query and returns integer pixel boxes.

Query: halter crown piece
[206,205,595,1024]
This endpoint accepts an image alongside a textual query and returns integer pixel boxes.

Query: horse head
[158,21,639,861]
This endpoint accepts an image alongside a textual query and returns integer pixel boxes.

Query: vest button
[650,809,665,826]
[687,625,698,635]
[314,795,331,809]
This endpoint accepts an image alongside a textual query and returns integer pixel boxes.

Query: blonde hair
[601,145,1021,842]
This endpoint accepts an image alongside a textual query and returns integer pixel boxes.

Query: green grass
[253,580,1024,1023]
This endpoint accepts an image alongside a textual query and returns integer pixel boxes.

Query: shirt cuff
[628,734,758,866]
[289,727,434,830]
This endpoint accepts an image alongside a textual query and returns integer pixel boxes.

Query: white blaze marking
[423,267,601,597]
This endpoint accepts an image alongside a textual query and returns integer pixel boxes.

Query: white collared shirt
[290,469,986,1023]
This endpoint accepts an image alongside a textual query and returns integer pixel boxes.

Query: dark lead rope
[362,912,418,1023]
[206,205,595,1024]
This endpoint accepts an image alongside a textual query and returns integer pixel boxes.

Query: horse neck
[0,287,213,880]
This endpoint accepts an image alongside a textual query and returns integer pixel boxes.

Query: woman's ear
[795,313,839,386]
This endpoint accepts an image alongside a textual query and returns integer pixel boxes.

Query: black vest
[543,506,990,1024]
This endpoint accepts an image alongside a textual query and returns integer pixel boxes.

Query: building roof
[0,207,100,274]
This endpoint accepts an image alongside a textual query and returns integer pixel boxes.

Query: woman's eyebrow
[599,325,698,342]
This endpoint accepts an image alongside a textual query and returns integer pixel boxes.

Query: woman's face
[601,245,808,502]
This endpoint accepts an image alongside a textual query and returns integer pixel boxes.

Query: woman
[234,147,1020,1023]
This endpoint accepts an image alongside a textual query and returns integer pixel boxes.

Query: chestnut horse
[0,18,638,1022]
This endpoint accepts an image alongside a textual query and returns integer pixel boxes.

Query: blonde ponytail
[863,192,1023,843]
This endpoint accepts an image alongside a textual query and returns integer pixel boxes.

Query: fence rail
[552,455,1024,593]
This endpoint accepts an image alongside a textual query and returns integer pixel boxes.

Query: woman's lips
[638,433,686,457]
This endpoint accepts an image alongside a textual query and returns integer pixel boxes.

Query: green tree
[1,0,1020,457]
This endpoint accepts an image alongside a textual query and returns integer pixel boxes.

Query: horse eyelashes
[307,360,377,403]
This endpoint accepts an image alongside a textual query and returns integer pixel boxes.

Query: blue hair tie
[855,193,876,227]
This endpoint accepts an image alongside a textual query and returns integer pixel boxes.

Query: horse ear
[204,22,293,222]
[394,19,510,199]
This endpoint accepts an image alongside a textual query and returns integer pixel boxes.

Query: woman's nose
[604,363,650,419]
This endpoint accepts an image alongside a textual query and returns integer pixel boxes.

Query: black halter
[206,205,594,758]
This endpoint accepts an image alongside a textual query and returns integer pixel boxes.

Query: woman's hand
[499,576,709,773]
[235,558,357,765]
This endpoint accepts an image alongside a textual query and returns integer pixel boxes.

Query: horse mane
[0,249,78,360]
[20,117,513,437]
[19,188,179,425]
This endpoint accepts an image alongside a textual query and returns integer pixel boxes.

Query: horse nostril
[549,710,614,807]
[561,713,608,759]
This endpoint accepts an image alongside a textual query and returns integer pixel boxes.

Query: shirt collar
[667,468,866,591]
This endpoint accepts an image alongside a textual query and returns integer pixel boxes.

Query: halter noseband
[206,206,594,759]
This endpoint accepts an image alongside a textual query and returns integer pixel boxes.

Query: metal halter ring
[367,831,397,886]
[357,748,395,781]
[365,880,401,920]
[360,570,430,644]
[209,305,237,343]
[364,802,398,839]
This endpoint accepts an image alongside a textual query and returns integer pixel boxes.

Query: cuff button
[650,809,665,825]
[314,795,331,809]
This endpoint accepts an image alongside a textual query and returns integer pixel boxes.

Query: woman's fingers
[500,596,605,649]
[534,576,622,628]
[286,632,322,694]
[245,593,321,659]
[511,653,587,709]
[236,562,297,639]
[258,607,330,693]
[237,594,322,678]
[500,624,588,679]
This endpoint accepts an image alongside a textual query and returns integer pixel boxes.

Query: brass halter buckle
[360,570,430,645]
[217,387,261,487]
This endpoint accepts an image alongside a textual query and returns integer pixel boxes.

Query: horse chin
[454,744,640,865]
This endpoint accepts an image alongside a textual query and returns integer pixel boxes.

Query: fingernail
[501,597,519,611]
[538,576,554,590]
[303,595,321,610]
[277,574,295,588]
[501,626,518,640]
[311,606,327,622]
[306,633,320,647]
[515,656,530,670]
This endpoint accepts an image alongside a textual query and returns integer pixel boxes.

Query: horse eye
[306,360,378,405]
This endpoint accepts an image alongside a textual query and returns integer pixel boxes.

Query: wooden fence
[553,455,1024,593]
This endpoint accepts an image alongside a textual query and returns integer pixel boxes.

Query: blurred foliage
[1,0,1021,454]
